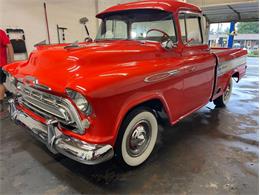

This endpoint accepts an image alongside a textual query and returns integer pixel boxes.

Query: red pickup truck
[4,0,247,167]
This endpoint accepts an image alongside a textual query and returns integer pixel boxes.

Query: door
[178,12,216,114]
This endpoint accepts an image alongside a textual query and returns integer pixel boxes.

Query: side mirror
[161,39,176,50]
[79,17,91,41]
[79,17,88,24]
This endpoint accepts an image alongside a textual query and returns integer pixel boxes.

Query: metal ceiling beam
[205,18,258,24]
[200,1,258,23]
[227,5,241,21]
[189,0,258,7]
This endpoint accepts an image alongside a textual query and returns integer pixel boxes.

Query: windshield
[96,9,177,42]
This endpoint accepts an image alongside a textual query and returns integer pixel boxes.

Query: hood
[5,40,164,95]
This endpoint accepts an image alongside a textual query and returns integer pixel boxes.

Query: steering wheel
[146,29,171,42]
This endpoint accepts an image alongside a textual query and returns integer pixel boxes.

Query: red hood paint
[4,40,177,96]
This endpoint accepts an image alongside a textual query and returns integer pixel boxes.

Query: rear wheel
[115,108,158,167]
[213,78,233,107]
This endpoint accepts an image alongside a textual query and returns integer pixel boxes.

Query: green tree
[237,22,259,34]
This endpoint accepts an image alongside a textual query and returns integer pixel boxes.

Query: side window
[178,13,203,45]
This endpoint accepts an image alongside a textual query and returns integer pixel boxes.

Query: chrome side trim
[9,98,114,165]
[217,55,247,76]
[144,69,180,83]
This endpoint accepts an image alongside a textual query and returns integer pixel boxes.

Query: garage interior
[0,0,259,194]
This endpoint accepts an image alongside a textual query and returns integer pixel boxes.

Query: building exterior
[209,33,259,49]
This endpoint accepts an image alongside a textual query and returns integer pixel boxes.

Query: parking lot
[0,57,258,194]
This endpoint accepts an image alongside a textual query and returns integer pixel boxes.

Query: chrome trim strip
[144,69,180,83]
[217,55,247,76]
[23,75,52,91]
[9,98,114,165]
[34,84,52,91]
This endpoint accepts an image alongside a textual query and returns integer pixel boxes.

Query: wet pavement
[0,57,258,194]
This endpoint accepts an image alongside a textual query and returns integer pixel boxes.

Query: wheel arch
[113,95,172,145]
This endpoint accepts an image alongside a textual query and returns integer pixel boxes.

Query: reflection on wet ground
[0,58,258,194]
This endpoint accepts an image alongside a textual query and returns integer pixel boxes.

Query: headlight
[66,89,92,115]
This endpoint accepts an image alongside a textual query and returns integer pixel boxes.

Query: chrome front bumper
[9,98,114,165]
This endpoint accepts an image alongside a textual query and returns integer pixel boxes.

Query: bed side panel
[211,48,247,100]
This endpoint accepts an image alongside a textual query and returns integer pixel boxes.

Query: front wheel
[115,108,158,167]
[213,78,233,107]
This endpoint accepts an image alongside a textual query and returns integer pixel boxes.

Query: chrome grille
[18,83,74,125]
[15,82,86,134]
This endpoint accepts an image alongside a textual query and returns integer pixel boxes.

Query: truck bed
[210,47,247,100]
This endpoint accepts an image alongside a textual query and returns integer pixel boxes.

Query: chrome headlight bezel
[66,89,92,116]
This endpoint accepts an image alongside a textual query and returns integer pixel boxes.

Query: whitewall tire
[116,108,158,167]
[213,78,233,107]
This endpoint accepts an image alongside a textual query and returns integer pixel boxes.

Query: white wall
[45,0,98,44]
[0,0,47,54]
[0,0,98,54]
[97,0,136,12]
[0,0,140,54]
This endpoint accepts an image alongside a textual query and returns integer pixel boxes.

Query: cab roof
[96,0,201,18]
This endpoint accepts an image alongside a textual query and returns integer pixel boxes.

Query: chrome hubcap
[127,120,151,157]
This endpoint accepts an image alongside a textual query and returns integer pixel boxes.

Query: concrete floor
[0,57,258,194]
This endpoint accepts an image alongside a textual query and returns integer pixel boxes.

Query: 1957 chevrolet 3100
[4,0,247,167]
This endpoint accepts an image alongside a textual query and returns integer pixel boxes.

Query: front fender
[113,91,172,144]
